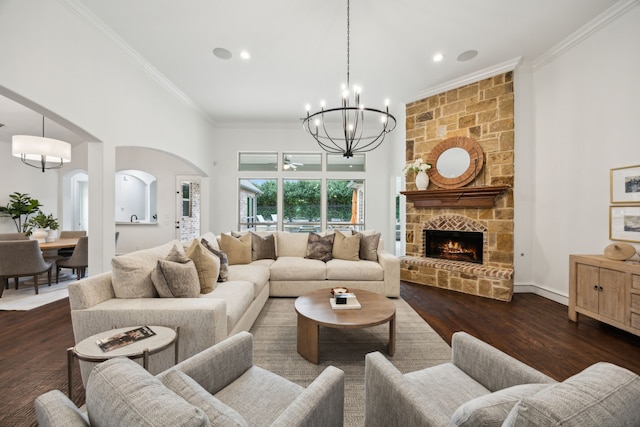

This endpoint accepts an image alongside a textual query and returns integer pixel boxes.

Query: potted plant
[0,192,42,235]
[27,211,60,242]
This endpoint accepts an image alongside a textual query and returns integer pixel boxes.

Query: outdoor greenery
[0,192,43,234]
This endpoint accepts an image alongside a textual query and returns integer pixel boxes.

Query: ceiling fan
[283,155,304,170]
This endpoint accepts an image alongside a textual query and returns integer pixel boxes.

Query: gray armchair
[57,230,87,257]
[35,331,345,426]
[56,236,88,282]
[0,232,29,241]
[0,240,52,297]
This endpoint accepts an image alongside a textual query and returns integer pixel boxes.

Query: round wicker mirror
[426,137,484,189]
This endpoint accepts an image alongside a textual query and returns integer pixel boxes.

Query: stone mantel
[401,185,510,208]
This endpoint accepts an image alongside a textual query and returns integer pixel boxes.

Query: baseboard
[514,282,568,306]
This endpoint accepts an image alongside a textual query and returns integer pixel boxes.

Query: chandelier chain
[346,0,350,90]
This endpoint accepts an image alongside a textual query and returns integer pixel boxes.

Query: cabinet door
[576,264,599,313]
[599,268,625,323]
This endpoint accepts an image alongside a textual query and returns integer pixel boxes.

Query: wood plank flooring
[2,281,640,426]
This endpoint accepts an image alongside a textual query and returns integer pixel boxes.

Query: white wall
[525,3,640,302]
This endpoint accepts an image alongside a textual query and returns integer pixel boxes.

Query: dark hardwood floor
[2,281,640,426]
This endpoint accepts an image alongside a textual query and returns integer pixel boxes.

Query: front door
[176,175,201,241]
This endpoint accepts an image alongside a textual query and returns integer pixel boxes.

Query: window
[239,152,277,171]
[327,154,365,172]
[282,153,322,172]
[239,179,277,231]
[327,179,365,232]
[283,179,321,233]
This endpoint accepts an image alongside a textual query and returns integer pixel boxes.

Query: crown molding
[406,56,522,104]
[58,0,215,126]
[533,0,639,69]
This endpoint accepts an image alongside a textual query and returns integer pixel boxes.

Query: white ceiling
[0,0,621,143]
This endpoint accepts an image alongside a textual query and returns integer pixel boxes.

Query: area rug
[0,279,73,311]
[249,297,452,427]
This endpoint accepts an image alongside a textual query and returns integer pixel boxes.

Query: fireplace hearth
[424,229,483,264]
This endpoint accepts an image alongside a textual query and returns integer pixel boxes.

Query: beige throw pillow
[186,239,220,293]
[332,230,361,261]
[220,233,252,265]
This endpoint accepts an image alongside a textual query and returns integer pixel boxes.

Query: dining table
[39,238,79,251]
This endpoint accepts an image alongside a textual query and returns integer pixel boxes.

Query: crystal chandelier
[303,0,396,158]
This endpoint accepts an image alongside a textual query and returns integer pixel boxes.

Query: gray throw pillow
[202,238,229,282]
[358,232,381,261]
[250,232,276,261]
[162,370,248,427]
[151,259,200,298]
[452,383,549,427]
[305,232,335,262]
[86,358,209,427]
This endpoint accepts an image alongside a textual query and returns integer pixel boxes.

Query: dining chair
[0,232,29,241]
[0,240,53,297]
[56,236,88,282]
[57,230,87,257]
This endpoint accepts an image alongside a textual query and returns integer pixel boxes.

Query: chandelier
[12,116,71,173]
[303,0,396,158]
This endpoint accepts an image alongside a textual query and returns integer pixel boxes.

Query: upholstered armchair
[57,230,87,257]
[35,332,345,426]
[56,236,88,282]
[0,240,52,297]
[0,232,29,241]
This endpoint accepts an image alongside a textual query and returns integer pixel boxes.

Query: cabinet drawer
[632,312,640,330]
[633,274,640,291]
[632,294,640,311]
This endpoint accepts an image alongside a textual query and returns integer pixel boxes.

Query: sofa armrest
[377,250,400,297]
[271,365,345,427]
[158,331,254,396]
[451,332,556,391]
[35,390,89,427]
[365,352,455,427]
[68,272,115,310]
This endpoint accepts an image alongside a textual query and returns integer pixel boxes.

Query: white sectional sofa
[68,230,399,384]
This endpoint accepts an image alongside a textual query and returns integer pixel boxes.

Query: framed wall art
[610,205,640,243]
[610,165,640,204]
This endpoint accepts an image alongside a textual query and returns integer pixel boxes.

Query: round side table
[67,325,179,400]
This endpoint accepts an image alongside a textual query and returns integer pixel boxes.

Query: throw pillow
[358,232,381,261]
[186,239,220,293]
[332,230,361,261]
[451,383,549,427]
[220,233,252,265]
[305,232,335,262]
[162,370,248,427]
[151,245,192,297]
[275,231,309,257]
[250,232,276,261]
[199,232,220,250]
[86,358,209,427]
[503,362,640,427]
[202,238,229,282]
[151,258,200,298]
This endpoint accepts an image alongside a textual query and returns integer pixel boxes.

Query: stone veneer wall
[402,72,515,301]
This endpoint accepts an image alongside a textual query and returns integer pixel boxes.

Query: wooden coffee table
[294,288,396,364]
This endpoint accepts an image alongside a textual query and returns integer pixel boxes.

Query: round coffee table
[294,288,396,364]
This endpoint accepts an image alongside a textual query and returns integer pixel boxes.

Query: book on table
[96,326,156,352]
[330,293,361,310]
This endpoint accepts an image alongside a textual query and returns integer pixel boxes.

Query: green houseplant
[0,192,43,235]
[27,211,60,242]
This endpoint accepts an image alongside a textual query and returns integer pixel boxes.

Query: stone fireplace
[401,72,515,301]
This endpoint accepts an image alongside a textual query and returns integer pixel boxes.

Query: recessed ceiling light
[433,53,444,62]
[213,47,232,60]
[240,50,251,60]
[457,50,478,62]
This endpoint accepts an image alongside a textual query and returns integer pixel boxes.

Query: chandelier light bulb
[320,100,326,108]
[305,104,311,112]
[385,99,390,107]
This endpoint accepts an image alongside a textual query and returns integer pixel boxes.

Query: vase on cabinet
[415,171,429,190]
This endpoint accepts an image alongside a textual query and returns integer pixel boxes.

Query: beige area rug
[0,278,74,311]
[249,297,452,427]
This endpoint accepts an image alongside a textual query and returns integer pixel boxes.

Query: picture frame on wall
[610,165,640,204]
[610,206,640,243]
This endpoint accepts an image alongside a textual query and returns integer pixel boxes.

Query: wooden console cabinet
[569,254,640,336]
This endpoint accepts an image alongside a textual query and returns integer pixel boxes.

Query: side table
[67,325,179,400]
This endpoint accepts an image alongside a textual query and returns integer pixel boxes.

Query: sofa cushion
[326,259,384,281]
[205,281,255,331]
[451,383,549,427]
[305,232,335,262]
[269,257,327,281]
[358,232,380,261]
[162,369,248,427]
[220,233,252,265]
[227,264,270,297]
[275,231,309,257]
[111,240,179,298]
[250,232,276,261]
[332,230,361,261]
[152,259,200,298]
[35,389,90,427]
[186,239,220,294]
[202,238,229,282]
[503,362,640,427]
[86,357,209,427]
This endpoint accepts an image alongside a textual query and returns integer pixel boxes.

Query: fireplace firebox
[424,229,483,264]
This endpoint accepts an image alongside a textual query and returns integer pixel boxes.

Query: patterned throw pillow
[201,238,229,282]
[250,232,276,261]
[305,232,335,262]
